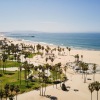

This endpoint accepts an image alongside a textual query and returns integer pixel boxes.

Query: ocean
[4,32,100,50]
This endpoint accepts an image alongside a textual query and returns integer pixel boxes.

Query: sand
[0,35,100,100]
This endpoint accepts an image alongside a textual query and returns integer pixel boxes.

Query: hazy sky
[0,0,100,33]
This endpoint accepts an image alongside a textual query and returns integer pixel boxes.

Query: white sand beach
[16,73,100,100]
[0,36,100,100]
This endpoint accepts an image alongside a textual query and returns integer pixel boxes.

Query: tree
[81,55,83,62]
[36,44,41,53]
[45,64,50,77]
[94,81,100,100]
[64,66,68,77]
[81,62,88,83]
[10,84,15,95]
[4,84,9,100]
[59,68,63,87]
[2,53,8,73]
[88,83,94,100]
[23,61,29,86]
[45,57,48,63]
[41,46,44,53]
[51,58,54,66]
[16,54,21,80]
[14,85,20,100]
[0,90,3,100]
[93,64,96,81]
[75,54,79,63]
[54,63,61,89]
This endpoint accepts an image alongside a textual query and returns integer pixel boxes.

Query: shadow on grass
[5,72,15,75]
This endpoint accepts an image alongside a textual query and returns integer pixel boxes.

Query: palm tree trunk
[82,72,83,79]
[84,72,86,83]
[91,93,92,100]
[97,91,98,100]
[40,85,41,96]
[44,83,46,96]
[20,70,21,86]
[56,72,57,89]
[60,74,61,87]
[18,68,19,80]
[16,94,17,100]
[6,95,7,100]
[3,62,4,73]
[42,84,43,96]
[93,73,95,81]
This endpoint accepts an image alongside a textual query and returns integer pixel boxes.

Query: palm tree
[0,90,3,100]
[94,81,100,100]
[2,53,8,73]
[54,63,61,89]
[16,54,21,80]
[36,44,41,53]
[45,57,48,63]
[0,56,2,74]
[10,84,15,95]
[38,71,43,96]
[51,58,54,66]
[45,64,50,77]
[41,67,46,96]
[4,84,9,100]
[59,68,63,87]
[81,55,83,61]
[64,66,68,77]
[76,54,79,63]
[80,62,88,83]
[14,85,20,100]
[41,46,44,54]
[93,64,96,81]
[19,66,22,86]
[23,61,28,80]
[79,62,84,78]
[88,83,94,100]
[43,76,48,96]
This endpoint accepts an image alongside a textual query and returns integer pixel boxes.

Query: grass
[28,53,36,58]
[28,52,43,58]
[0,61,65,94]
[0,70,41,93]
[0,60,21,68]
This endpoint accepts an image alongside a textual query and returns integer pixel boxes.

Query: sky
[0,0,100,33]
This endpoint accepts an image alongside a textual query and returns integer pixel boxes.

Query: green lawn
[0,60,21,68]
[0,70,41,93]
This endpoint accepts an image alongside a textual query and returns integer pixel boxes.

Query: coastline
[4,32,100,51]
[1,35,100,66]
[0,34,100,100]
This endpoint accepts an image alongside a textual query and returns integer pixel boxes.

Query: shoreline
[0,35,100,66]
[0,34,100,100]
[3,33,100,51]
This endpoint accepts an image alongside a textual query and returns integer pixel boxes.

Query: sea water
[4,32,100,50]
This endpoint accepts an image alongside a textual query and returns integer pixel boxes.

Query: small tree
[93,64,96,81]
[88,83,94,100]
[94,81,100,100]
[14,85,20,100]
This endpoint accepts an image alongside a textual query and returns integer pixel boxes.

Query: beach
[0,35,100,100]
